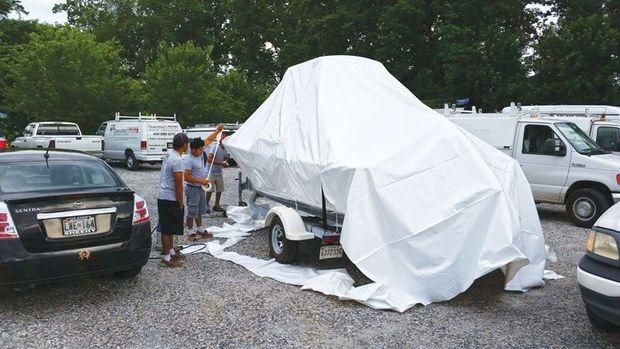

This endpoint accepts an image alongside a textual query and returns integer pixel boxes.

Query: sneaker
[212,206,225,213]
[172,248,186,260]
[160,258,183,268]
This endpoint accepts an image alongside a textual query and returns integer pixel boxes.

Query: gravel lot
[1,164,620,348]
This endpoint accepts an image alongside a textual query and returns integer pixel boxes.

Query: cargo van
[101,113,182,170]
[442,110,620,227]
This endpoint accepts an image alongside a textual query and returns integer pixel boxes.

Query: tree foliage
[4,26,134,131]
[0,0,618,139]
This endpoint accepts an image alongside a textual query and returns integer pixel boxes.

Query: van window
[95,123,107,136]
[522,125,560,155]
[596,127,620,152]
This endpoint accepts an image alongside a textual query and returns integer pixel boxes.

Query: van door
[515,123,571,203]
[592,124,620,153]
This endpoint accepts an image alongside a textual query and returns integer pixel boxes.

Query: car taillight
[140,140,147,150]
[48,139,56,149]
[616,174,620,185]
[0,202,18,239]
[133,194,149,225]
[0,139,6,149]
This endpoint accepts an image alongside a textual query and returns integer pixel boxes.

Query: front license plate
[62,216,97,236]
[319,245,344,260]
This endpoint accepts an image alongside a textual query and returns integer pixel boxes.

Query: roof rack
[114,112,177,121]
[192,122,241,129]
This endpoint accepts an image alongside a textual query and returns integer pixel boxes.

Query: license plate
[319,245,344,260]
[62,216,97,236]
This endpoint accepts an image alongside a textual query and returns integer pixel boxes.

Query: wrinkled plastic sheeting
[182,207,560,312]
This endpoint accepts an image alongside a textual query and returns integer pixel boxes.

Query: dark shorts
[157,199,184,235]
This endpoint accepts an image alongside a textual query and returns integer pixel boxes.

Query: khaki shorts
[207,173,225,193]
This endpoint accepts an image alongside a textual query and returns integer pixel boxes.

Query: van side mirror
[543,138,566,156]
[614,140,620,152]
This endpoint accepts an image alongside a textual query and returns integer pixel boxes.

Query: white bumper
[577,267,620,297]
[135,154,165,162]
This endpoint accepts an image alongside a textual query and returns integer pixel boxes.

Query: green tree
[0,0,26,19]
[531,0,620,104]
[4,26,135,131]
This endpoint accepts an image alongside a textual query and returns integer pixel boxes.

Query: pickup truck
[446,113,620,227]
[12,122,103,157]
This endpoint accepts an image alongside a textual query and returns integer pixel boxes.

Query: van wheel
[586,306,616,331]
[566,188,610,228]
[268,217,298,264]
[125,152,139,170]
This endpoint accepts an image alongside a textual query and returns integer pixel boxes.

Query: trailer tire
[566,188,609,228]
[268,217,298,264]
[125,151,139,171]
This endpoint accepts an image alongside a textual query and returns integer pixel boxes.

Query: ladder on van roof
[114,112,177,121]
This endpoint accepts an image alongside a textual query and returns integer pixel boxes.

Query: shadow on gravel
[536,204,570,224]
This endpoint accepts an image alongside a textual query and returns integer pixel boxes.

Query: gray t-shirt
[184,153,206,187]
[157,151,184,201]
[206,144,228,175]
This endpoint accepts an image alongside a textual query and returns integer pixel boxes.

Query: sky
[9,0,67,23]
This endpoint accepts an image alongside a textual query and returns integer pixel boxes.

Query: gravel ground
[1,164,620,348]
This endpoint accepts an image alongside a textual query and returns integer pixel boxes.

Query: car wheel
[586,306,616,331]
[125,152,139,170]
[566,189,610,228]
[114,266,143,279]
[268,217,298,264]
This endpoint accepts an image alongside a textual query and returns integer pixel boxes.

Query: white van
[502,104,620,154]
[442,111,620,227]
[101,113,182,170]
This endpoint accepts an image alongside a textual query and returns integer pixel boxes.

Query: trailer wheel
[125,151,139,171]
[566,188,609,228]
[268,217,298,264]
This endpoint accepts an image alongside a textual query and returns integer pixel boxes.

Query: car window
[596,127,620,152]
[522,125,561,155]
[36,125,59,135]
[0,161,118,193]
[556,122,606,155]
[57,125,80,135]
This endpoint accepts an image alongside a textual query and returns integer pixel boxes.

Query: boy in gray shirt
[183,138,210,242]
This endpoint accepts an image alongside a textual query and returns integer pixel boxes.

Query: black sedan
[0,150,151,289]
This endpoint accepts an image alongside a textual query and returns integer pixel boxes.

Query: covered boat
[224,55,549,306]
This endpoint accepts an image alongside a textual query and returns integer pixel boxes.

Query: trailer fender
[264,206,314,241]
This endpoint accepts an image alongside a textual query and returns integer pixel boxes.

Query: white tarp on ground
[223,55,556,307]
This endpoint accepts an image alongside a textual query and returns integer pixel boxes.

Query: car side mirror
[614,140,620,152]
[543,138,566,156]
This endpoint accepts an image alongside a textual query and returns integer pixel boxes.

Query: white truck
[443,111,620,227]
[502,104,620,154]
[11,122,103,157]
[100,113,182,170]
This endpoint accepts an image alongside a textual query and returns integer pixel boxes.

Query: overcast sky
[9,0,67,23]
